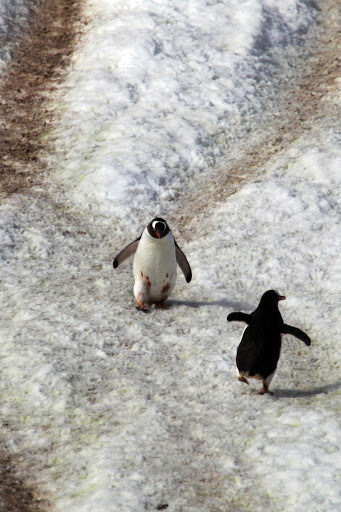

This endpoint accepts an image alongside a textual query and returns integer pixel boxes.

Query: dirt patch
[0,445,48,512]
[0,0,82,196]
[146,276,152,291]
[162,282,171,295]
[0,0,82,509]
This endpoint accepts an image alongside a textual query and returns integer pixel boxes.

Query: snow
[0,0,37,70]
[0,1,340,511]
[48,0,318,221]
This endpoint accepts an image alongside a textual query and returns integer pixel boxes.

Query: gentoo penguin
[113,218,192,310]
[227,290,311,395]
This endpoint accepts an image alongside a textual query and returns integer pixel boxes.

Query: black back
[236,290,284,379]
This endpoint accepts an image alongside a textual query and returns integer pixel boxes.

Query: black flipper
[227,312,251,324]
[282,324,311,346]
[113,236,141,268]
[175,241,192,283]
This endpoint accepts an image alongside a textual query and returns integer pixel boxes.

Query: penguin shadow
[168,298,252,311]
[275,381,341,399]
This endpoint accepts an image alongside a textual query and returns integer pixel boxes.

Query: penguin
[113,218,192,310]
[227,290,311,395]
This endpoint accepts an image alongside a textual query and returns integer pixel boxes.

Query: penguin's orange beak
[156,232,161,239]
[279,296,286,301]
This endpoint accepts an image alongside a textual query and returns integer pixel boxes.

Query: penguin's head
[260,290,286,308]
[147,218,170,239]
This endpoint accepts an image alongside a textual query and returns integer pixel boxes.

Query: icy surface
[1,0,340,511]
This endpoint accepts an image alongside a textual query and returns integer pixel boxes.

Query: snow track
[0,0,81,196]
[181,0,341,227]
[0,1,340,511]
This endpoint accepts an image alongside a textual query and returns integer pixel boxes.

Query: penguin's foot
[136,301,148,312]
[135,291,148,311]
[155,301,167,310]
[258,382,274,395]
[238,375,249,385]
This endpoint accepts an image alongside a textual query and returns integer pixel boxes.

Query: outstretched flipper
[282,324,311,346]
[227,312,251,324]
[175,241,192,283]
[113,236,141,268]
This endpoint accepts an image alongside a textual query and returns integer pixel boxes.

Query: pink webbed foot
[155,302,167,310]
[135,291,149,311]
[136,300,148,312]
[258,382,274,395]
[238,375,249,385]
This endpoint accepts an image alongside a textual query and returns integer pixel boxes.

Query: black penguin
[227,290,311,395]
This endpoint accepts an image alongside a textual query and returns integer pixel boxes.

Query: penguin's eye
[152,220,166,231]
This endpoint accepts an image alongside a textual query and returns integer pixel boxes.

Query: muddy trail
[0,0,81,197]
[0,0,81,509]
[177,0,341,235]
[0,0,340,510]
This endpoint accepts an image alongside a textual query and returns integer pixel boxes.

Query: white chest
[133,230,177,301]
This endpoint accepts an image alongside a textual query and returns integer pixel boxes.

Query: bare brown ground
[178,0,341,233]
[0,446,49,512]
[0,0,81,196]
[0,0,81,509]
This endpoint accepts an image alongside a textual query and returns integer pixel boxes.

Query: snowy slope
[47,0,319,223]
[0,1,340,511]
